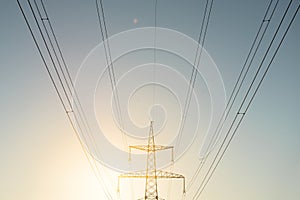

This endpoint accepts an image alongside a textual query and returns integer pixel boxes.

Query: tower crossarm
[119,170,184,179]
[130,145,173,152]
[156,170,185,179]
[118,170,185,193]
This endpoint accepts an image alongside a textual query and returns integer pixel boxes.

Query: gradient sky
[1,0,299,200]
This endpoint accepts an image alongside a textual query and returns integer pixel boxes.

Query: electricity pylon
[118,121,185,200]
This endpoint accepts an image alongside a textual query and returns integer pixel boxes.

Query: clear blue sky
[0,0,299,199]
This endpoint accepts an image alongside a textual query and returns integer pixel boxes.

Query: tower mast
[118,121,185,200]
[144,121,158,199]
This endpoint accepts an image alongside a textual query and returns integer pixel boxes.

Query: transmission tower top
[118,121,185,200]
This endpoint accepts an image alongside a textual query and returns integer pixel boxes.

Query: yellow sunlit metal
[118,121,185,200]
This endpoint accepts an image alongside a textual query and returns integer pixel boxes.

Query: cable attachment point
[66,110,74,114]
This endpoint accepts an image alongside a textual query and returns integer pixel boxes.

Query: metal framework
[118,121,185,200]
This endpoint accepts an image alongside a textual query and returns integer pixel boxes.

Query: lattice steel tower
[118,121,185,200]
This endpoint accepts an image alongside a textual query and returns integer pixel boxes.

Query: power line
[193,0,295,197]
[95,0,127,149]
[205,0,278,159]
[35,0,105,165]
[33,0,90,152]
[186,0,279,192]
[17,1,114,199]
[27,0,73,109]
[153,0,158,106]
[38,0,98,151]
[36,0,115,193]
[175,0,214,156]
[192,1,299,198]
